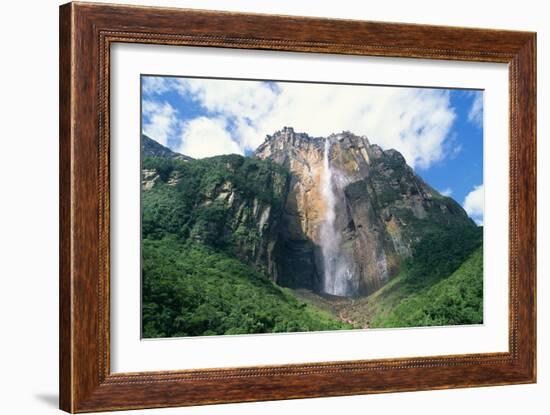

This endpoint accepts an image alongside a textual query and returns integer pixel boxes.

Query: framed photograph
[59,2,536,412]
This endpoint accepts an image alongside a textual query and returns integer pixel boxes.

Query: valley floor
[294,245,484,330]
[292,289,371,329]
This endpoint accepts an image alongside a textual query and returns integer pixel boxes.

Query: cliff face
[255,127,475,296]
[141,152,289,279]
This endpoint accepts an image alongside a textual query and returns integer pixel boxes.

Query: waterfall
[320,138,351,296]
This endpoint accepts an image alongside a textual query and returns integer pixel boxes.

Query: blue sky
[141,75,484,224]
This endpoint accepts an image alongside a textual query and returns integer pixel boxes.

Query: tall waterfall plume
[320,138,353,296]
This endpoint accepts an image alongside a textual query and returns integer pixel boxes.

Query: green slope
[142,154,289,267]
[370,247,483,327]
[142,236,352,338]
[334,225,483,328]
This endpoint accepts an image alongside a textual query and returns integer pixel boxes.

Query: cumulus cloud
[178,117,242,159]
[177,79,278,121]
[171,78,456,168]
[142,100,177,147]
[468,92,483,128]
[463,184,484,225]
[439,187,453,197]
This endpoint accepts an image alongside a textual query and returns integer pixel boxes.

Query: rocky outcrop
[255,127,474,296]
[190,166,289,277]
[141,152,289,281]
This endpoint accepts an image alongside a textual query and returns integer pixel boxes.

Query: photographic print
[140,75,484,338]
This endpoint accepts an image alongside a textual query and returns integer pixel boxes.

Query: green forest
[340,226,483,329]
[142,237,351,337]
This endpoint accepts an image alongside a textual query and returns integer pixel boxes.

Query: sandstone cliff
[255,127,474,296]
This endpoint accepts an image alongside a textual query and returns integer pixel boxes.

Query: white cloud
[172,78,456,168]
[142,76,172,95]
[463,184,484,225]
[176,79,278,122]
[178,117,242,159]
[468,92,483,127]
[439,187,453,197]
[142,100,178,146]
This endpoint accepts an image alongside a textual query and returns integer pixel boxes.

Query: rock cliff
[141,150,289,280]
[255,127,475,296]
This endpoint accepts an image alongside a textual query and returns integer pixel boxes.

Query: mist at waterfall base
[319,138,355,297]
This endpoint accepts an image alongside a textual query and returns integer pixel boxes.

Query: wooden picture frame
[59,2,536,412]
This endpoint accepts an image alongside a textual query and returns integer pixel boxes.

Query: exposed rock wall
[255,127,474,296]
[141,154,289,282]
